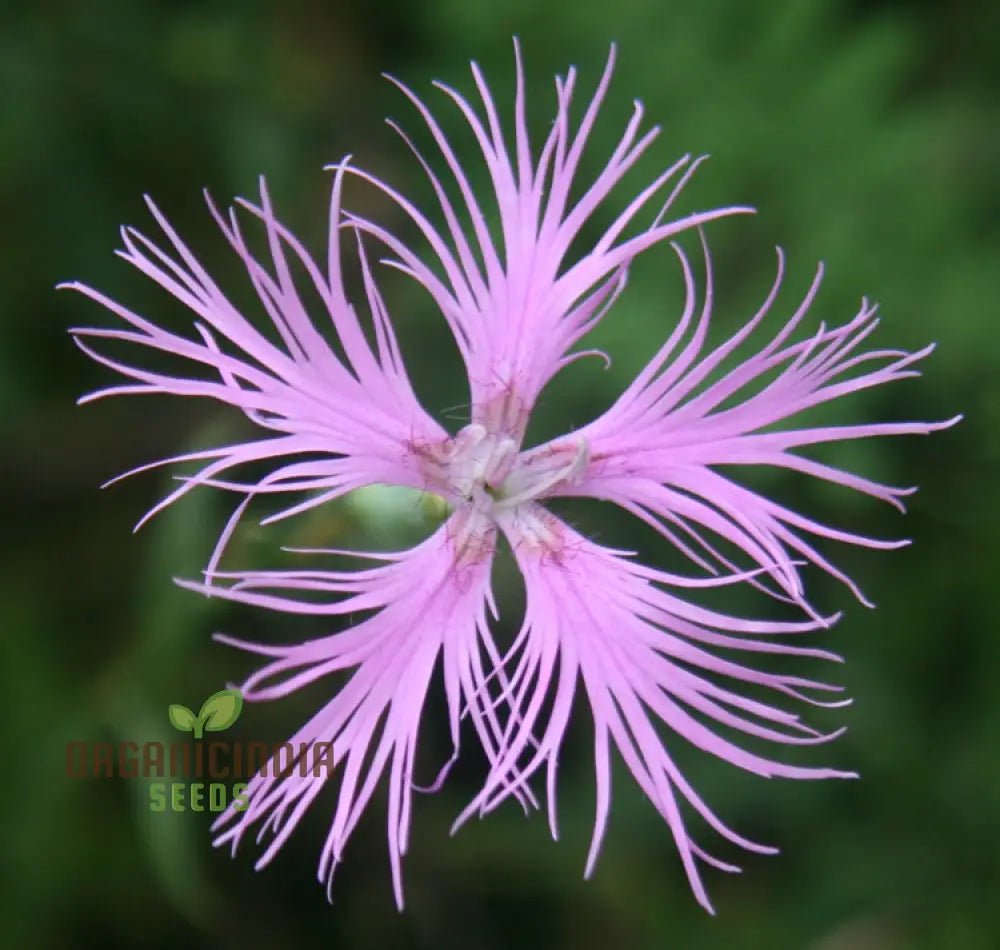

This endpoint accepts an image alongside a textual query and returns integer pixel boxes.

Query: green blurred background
[2,0,997,946]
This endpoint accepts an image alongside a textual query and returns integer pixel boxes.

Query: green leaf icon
[198,689,243,734]
[168,704,197,733]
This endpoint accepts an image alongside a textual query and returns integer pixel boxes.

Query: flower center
[416,423,589,516]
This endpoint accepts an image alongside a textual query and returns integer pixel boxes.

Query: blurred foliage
[1,0,997,947]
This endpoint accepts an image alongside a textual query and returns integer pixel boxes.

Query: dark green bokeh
[2,0,996,946]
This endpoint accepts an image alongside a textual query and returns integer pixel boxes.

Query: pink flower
[65,43,957,912]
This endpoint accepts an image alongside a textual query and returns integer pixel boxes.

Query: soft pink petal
[200,516,512,908]
[347,42,752,441]
[63,161,447,556]
[462,507,853,913]
[540,237,960,607]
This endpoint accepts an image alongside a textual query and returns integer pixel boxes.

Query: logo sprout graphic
[168,689,243,739]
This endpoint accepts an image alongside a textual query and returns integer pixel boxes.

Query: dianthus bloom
[65,44,957,913]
